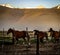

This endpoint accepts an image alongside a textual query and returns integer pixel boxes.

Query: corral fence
[0,28,60,55]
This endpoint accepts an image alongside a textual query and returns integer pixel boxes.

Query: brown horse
[7,28,29,44]
[49,28,60,42]
[34,30,48,43]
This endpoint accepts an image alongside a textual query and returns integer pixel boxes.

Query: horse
[34,30,48,43]
[49,28,60,43]
[7,28,30,44]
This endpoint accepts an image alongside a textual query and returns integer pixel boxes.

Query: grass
[0,36,56,45]
[0,37,37,45]
[0,37,13,45]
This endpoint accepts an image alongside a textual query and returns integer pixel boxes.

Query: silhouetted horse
[49,28,60,42]
[34,30,48,43]
[7,28,29,44]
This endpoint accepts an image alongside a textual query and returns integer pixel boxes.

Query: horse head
[49,28,54,32]
[7,28,14,35]
[34,30,40,35]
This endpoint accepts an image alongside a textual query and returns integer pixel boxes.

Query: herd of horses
[7,28,60,44]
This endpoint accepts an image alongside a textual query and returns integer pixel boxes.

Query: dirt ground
[0,42,60,55]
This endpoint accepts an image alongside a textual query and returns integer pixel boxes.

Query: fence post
[12,28,15,44]
[2,28,5,44]
[3,28,4,37]
[26,27,30,45]
[36,32,39,55]
[2,28,4,52]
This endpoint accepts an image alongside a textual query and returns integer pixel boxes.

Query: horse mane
[34,30,40,32]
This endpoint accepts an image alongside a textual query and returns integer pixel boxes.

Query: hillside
[0,5,60,31]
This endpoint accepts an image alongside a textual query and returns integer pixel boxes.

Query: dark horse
[7,28,29,44]
[49,28,60,43]
[34,30,48,43]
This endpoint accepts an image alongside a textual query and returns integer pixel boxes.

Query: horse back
[15,31,26,38]
[38,31,46,38]
[53,31,60,39]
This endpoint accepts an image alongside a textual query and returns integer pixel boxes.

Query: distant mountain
[0,4,14,8]
[52,5,60,9]
[0,4,60,9]
[36,5,45,9]
[0,5,60,31]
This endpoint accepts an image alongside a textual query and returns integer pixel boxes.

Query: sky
[0,0,60,8]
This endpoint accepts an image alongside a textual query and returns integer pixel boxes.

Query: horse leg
[16,38,18,44]
[55,38,59,43]
[12,37,18,44]
[46,35,48,41]
[12,37,15,44]
[45,35,49,43]
[40,38,43,43]
[27,35,31,46]
[23,37,27,45]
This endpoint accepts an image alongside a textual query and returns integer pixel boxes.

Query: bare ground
[0,42,60,55]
